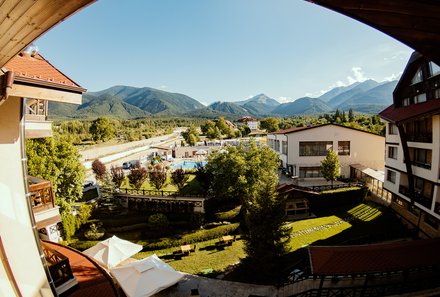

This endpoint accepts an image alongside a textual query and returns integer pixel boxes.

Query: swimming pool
[170,161,207,170]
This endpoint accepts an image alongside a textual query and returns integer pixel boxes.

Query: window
[414,93,427,104]
[411,148,432,169]
[299,141,332,156]
[424,214,439,230]
[429,61,440,77]
[408,204,420,216]
[402,97,411,106]
[405,117,432,142]
[411,68,423,84]
[389,123,398,135]
[338,141,350,156]
[387,170,396,183]
[388,146,398,159]
[274,140,280,152]
[282,140,287,155]
[299,166,323,178]
[413,177,433,200]
[434,88,440,99]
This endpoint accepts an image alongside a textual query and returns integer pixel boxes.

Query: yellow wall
[0,97,53,296]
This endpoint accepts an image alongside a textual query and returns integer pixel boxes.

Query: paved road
[81,130,184,179]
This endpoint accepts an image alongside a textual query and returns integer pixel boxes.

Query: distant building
[238,116,258,131]
[379,52,440,238]
[267,124,384,178]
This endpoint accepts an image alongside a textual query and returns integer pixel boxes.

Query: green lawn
[130,202,408,276]
[133,237,246,275]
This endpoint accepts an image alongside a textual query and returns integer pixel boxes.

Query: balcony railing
[411,161,432,170]
[41,242,76,288]
[399,185,433,209]
[28,176,55,211]
[406,134,432,143]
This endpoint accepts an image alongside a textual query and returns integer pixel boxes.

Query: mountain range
[48,79,397,119]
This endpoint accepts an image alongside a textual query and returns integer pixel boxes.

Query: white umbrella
[195,149,207,155]
[83,235,143,269]
[110,254,184,297]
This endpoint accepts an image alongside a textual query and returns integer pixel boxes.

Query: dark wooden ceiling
[308,0,440,65]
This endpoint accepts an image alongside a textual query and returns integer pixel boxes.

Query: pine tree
[321,149,340,188]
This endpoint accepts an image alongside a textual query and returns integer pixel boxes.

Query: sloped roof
[3,52,85,92]
[309,238,440,275]
[271,123,383,137]
[379,100,440,124]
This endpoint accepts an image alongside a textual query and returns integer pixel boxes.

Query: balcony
[399,185,433,209]
[28,176,61,234]
[411,161,432,170]
[406,134,432,143]
[25,99,52,138]
[41,242,78,295]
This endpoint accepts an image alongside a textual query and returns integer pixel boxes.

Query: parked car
[122,160,139,169]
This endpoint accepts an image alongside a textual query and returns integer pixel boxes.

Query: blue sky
[36,0,412,105]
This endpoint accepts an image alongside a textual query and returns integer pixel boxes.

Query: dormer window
[414,93,427,104]
[402,97,410,106]
[411,68,423,84]
[429,62,440,77]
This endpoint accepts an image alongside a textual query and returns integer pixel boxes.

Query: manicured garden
[77,201,408,281]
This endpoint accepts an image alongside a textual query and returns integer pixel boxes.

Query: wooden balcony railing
[41,242,75,288]
[28,176,55,211]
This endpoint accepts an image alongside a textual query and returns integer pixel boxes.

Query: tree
[149,164,167,190]
[89,117,115,142]
[216,117,230,135]
[243,173,291,275]
[127,166,148,190]
[259,117,279,132]
[201,120,216,134]
[207,140,289,274]
[348,108,355,122]
[26,136,85,206]
[321,149,340,187]
[110,165,125,188]
[171,168,189,192]
[181,125,200,146]
[92,159,106,181]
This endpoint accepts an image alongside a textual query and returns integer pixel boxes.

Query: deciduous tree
[128,166,148,190]
[149,164,167,190]
[92,159,106,181]
[89,117,115,142]
[110,165,125,188]
[171,168,189,192]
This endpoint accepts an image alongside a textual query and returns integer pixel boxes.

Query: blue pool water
[171,161,207,170]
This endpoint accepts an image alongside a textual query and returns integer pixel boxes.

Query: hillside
[49,85,204,119]
[272,97,332,116]
[326,80,381,108]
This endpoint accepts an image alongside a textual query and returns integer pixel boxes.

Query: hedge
[69,222,240,252]
[138,223,240,251]
[309,186,368,210]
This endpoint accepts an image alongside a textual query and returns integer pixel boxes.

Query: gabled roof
[379,100,440,124]
[309,238,440,276]
[270,123,383,137]
[2,52,86,93]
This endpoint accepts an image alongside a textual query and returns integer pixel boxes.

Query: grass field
[130,202,409,277]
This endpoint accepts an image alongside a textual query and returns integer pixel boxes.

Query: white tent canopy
[83,235,143,269]
[110,254,184,297]
[195,149,208,155]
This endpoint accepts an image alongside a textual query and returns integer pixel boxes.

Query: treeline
[54,117,206,145]
[261,109,385,135]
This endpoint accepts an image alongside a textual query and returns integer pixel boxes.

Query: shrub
[139,223,239,251]
[309,186,368,210]
[91,159,106,181]
[84,223,105,240]
[147,213,169,231]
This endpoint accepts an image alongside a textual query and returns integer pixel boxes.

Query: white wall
[286,125,385,177]
[0,97,53,296]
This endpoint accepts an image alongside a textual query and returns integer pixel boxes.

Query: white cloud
[382,71,402,82]
[278,96,292,103]
[346,67,368,84]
